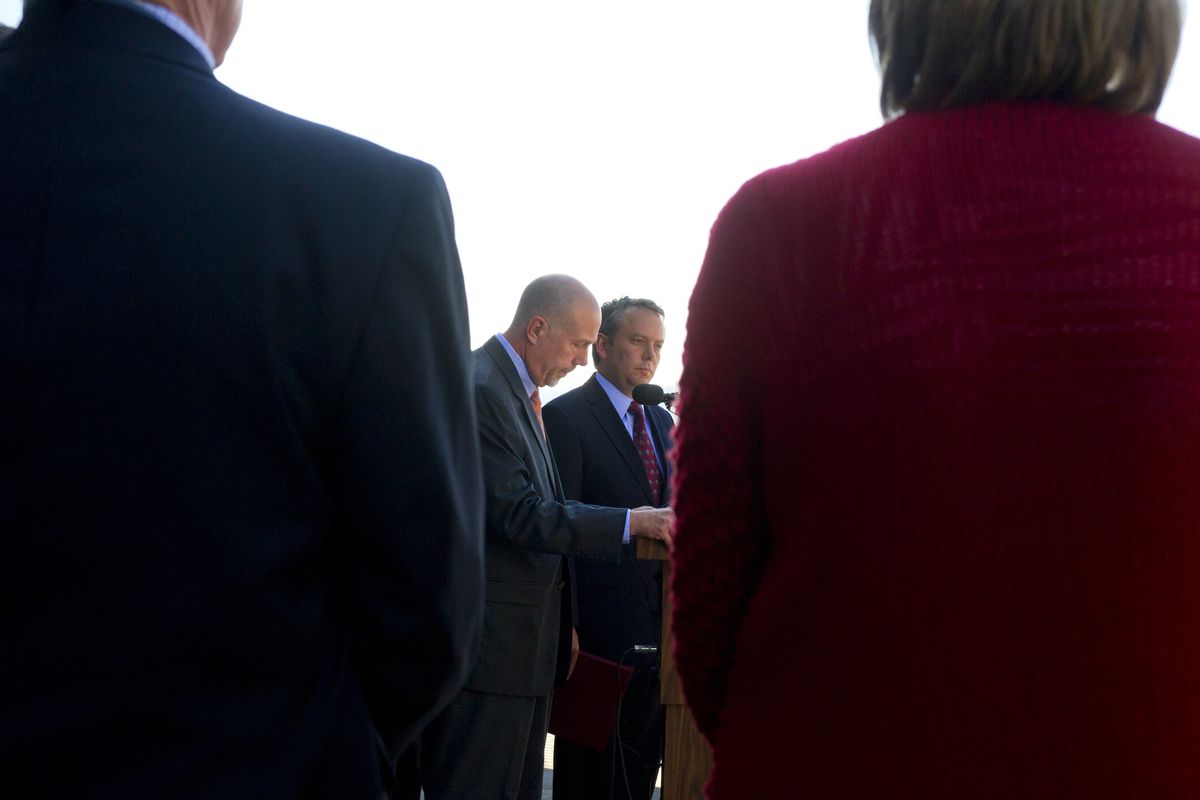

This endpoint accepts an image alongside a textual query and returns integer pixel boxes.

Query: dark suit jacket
[543,374,674,660]
[0,4,484,798]
[468,338,627,697]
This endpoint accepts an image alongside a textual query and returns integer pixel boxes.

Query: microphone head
[632,383,667,406]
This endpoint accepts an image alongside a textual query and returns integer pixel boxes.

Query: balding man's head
[510,274,595,330]
[504,275,601,387]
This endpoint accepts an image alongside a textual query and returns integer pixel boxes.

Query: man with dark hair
[0,23,13,40]
[417,276,674,800]
[0,1,484,796]
[544,296,672,800]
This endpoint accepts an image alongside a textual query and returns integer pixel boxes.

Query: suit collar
[105,0,217,69]
[580,374,663,506]
[483,336,532,407]
[593,371,636,420]
[19,0,216,77]
[482,337,560,488]
[582,371,615,407]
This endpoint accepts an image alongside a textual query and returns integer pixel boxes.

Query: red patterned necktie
[628,401,662,505]
[530,388,546,438]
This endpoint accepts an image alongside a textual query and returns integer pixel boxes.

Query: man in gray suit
[418,275,674,800]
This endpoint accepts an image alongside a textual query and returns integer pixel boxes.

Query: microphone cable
[616,645,659,800]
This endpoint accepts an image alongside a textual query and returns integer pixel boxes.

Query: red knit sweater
[670,102,1200,798]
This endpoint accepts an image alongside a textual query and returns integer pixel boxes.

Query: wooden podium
[637,537,712,799]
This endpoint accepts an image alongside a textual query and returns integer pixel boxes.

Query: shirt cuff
[622,510,631,544]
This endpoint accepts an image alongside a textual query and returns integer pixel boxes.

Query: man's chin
[545,368,578,387]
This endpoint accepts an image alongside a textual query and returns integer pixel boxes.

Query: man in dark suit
[0,2,484,797]
[543,297,672,800]
[417,275,674,800]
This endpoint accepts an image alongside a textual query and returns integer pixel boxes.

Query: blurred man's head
[200,0,243,65]
[506,275,601,388]
[594,297,665,397]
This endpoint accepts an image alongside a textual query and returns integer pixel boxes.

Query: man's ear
[526,315,548,344]
[594,332,609,361]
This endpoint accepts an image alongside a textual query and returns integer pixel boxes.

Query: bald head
[509,274,597,330]
[504,275,601,387]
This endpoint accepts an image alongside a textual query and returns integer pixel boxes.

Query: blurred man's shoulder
[218,89,439,182]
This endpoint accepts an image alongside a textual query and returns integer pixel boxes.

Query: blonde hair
[869,0,1183,117]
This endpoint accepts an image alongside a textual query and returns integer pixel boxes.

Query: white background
[4,1,1199,398]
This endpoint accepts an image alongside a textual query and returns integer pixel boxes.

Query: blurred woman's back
[670,2,1200,796]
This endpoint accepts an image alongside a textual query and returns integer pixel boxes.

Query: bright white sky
[4,0,1199,399]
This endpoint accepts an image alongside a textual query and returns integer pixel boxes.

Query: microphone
[632,383,677,407]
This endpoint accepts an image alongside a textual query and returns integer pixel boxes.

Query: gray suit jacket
[466,337,626,697]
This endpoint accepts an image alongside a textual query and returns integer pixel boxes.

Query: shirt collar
[495,333,538,398]
[594,371,638,420]
[94,0,217,69]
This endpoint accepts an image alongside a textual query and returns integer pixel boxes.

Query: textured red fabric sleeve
[670,179,772,743]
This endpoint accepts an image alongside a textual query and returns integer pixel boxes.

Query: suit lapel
[483,338,563,499]
[583,375,657,506]
[645,406,674,504]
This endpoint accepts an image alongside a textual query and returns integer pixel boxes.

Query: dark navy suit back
[1,4,485,797]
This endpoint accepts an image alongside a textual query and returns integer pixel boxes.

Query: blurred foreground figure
[0,1,484,797]
[671,1,1200,797]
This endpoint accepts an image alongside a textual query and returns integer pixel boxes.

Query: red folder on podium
[549,651,635,752]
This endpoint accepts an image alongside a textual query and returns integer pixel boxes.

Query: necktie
[629,401,663,505]
[530,388,546,438]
